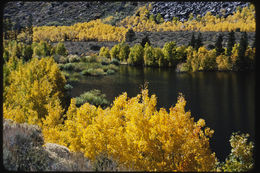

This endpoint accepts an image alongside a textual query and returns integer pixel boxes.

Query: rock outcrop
[3,119,93,171]
[150,2,250,22]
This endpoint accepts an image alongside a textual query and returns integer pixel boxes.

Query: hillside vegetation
[31,4,255,42]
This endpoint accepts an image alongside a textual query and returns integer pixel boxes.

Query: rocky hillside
[3,1,250,27]
[3,119,120,171]
[150,2,250,22]
[3,1,145,27]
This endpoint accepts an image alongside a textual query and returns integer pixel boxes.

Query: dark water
[69,65,255,161]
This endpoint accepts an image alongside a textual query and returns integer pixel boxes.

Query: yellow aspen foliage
[230,43,240,64]
[33,19,128,42]
[32,5,255,42]
[216,54,232,70]
[245,46,255,61]
[44,87,217,171]
[3,57,66,127]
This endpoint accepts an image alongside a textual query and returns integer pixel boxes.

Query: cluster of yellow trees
[99,40,255,71]
[181,44,255,72]
[42,89,218,171]
[33,19,128,42]
[32,4,255,43]
[3,57,66,126]
[120,4,255,32]
[3,56,254,171]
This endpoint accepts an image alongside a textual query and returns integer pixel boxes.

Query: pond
[69,65,255,161]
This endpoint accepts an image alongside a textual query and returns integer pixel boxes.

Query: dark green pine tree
[195,32,203,50]
[27,14,33,44]
[141,35,151,47]
[227,30,236,56]
[125,28,136,42]
[215,34,224,56]
[252,34,256,48]
[189,32,196,48]
[3,18,13,39]
[236,32,248,70]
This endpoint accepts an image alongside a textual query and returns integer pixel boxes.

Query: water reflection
[69,66,255,161]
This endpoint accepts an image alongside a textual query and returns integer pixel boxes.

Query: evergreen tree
[156,13,164,24]
[141,35,151,47]
[3,18,13,39]
[195,32,203,50]
[149,14,155,22]
[227,30,236,56]
[189,32,196,48]
[236,32,248,69]
[27,14,33,44]
[125,28,135,42]
[13,18,22,40]
[215,34,224,56]
[252,34,256,48]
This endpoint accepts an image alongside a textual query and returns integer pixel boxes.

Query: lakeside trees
[98,31,255,71]
[3,45,255,171]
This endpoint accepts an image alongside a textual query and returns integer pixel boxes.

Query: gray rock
[149,2,249,22]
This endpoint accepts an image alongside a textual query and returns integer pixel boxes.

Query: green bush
[21,45,33,61]
[85,56,99,63]
[128,43,144,65]
[162,41,176,67]
[110,44,121,60]
[99,47,110,59]
[62,63,74,71]
[81,68,105,76]
[118,42,130,62]
[64,84,73,91]
[68,55,80,63]
[176,63,191,72]
[55,42,67,56]
[81,69,92,76]
[218,132,254,172]
[153,47,165,67]
[107,64,119,71]
[144,43,155,66]
[106,69,115,75]
[75,89,109,107]
[110,58,120,66]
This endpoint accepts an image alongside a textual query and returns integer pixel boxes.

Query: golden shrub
[3,57,66,127]
[43,88,217,171]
